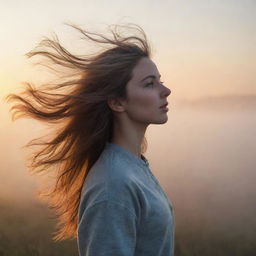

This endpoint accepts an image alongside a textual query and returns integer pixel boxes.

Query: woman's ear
[107,98,126,113]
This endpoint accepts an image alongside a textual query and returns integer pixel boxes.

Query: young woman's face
[123,57,171,125]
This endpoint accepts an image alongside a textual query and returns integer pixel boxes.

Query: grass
[0,199,78,256]
[0,198,255,255]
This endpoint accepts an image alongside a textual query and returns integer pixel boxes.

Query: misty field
[1,96,256,255]
[1,197,255,256]
[0,199,78,256]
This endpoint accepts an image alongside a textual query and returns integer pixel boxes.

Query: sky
[0,0,255,231]
[0,0,255,100]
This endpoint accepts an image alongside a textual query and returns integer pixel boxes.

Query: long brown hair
[4,22,151,241]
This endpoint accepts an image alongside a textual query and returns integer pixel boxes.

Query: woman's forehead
[132,57,159,81]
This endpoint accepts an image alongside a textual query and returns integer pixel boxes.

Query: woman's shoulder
[81,162,143,205]
[79,148,146,216]
[87,144,145,183]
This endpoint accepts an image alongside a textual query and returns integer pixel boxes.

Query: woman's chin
[151,116,168,125]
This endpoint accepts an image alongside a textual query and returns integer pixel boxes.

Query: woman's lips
[160,104,169,111]
[160,103,168,108]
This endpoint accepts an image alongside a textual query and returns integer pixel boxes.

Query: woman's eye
[146,82,154,87]
[145,80,164,87]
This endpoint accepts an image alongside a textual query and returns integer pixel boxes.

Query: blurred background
[1,0,255,255]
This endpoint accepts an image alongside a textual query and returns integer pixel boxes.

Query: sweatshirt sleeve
[77,200,138,256]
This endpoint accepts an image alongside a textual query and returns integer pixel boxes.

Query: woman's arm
[77,200,137,256]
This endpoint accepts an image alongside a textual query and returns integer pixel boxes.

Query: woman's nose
[161,85,171,97]
[166,86,171,96]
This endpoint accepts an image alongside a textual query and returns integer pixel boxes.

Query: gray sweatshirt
[77,142,175,256]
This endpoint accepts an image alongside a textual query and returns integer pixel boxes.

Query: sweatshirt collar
[105,142,149,167]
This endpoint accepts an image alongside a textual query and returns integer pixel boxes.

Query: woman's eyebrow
[140,74,161,82]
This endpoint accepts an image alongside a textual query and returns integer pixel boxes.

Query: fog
[1,94,256,235]
[147,93,256,234]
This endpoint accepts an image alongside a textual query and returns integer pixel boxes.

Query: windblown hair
[4,22,151,241]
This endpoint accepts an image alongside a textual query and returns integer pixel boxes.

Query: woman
[5,22,174,255]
